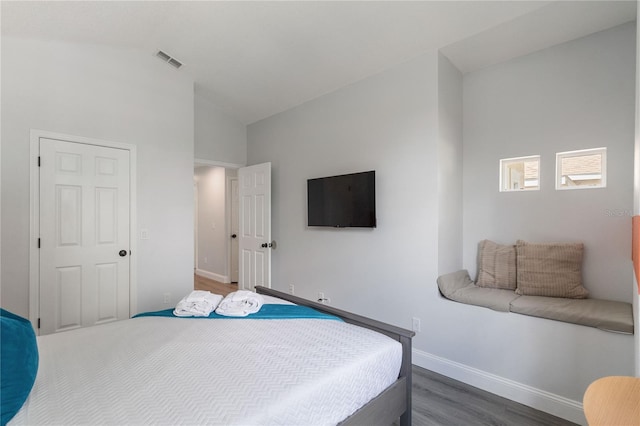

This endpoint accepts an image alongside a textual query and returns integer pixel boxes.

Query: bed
[3,286,414,426]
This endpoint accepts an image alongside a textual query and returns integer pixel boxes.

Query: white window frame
[555,147,607,191]
[499,155,541,192]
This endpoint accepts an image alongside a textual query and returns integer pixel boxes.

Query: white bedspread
[11,315,401,425]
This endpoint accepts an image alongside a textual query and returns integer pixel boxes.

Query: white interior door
[230,178,239,283]
[238,163,271,291]
[39,138,130,335]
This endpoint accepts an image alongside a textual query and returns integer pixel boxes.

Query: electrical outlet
[289,284,295,295]
[140,229,149,240]
[204,257,208,264]
[317,292,330,305]
[412,317,421,333]
[163,293,171,304]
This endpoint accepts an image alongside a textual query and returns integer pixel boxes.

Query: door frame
[227,175,239,283]
[194,181,199,271]
[29,129,137,333]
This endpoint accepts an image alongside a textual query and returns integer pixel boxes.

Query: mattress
[11,312,402,425]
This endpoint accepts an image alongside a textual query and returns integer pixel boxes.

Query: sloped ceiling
[2,1,636,124]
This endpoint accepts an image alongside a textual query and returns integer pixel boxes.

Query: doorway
[193,160,272,291]
[193,162,240,285]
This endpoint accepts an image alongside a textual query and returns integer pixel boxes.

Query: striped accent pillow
[476,240,517,290]
[515,240,588,298]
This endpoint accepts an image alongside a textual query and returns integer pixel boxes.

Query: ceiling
[2,1,636,125]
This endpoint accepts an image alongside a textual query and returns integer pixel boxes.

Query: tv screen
[307,171,376,228]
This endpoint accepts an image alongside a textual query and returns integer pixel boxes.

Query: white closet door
[39,138,130,334]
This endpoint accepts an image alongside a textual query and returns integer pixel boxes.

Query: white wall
[460,22,636,418]
[463,22,636,302]
[634,1,640,376]
[247,23,636,424]
[195,166,229,281]
[1,36,195,316]
[193,92,245,283]
[195,93,246,165]
[437,53,464,274]
[248,53,440,331]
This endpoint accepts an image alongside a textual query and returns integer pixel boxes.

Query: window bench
[437,270,634,334]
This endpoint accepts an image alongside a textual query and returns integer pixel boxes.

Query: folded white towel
[173,291,223,317]
[215,290,264,317]
[184,290,217,303]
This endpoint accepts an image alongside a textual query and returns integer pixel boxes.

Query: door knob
[231,234,237,239]
[261,243,268,248]
[119,250,127,257]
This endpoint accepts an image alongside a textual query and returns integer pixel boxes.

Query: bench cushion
[437,270,519,312]
[510,296,634,334]
[437,270,634,334]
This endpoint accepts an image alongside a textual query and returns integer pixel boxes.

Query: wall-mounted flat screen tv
[307,170,376,228]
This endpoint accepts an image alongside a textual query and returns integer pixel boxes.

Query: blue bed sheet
[133,304,342,321]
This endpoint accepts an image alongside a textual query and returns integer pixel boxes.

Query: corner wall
[460,22,636,419]
[634,1,640,376]
[193,92,245,284]
[437,53,464,274]
[463,22,636,302]
[1,36,195,315]
[247,53,440,331]
[194,93,247,166]
[247,22,636,425]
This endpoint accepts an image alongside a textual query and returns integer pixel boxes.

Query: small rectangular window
[499,155,540,192]
[556,148,606,190]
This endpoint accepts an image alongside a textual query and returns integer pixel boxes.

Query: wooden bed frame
[255,286,415,426]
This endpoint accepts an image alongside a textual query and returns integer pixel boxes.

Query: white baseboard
[195,269,229,284]
[412,349,587,425]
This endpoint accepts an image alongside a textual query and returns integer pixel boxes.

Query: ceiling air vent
[167,58,183,69]
[156,50,183,69]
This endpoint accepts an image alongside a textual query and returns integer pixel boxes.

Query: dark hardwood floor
[194,274,577,426]
[411,366,578,426]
